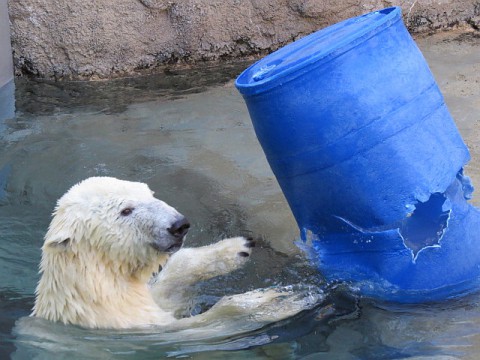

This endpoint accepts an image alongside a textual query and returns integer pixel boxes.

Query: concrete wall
[0,0,12,87]
[7,0,480,80]
[0,0,14,122]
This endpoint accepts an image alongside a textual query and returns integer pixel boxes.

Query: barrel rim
[235,7,402,97]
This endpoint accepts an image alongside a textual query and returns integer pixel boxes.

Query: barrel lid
[235,7,401,96]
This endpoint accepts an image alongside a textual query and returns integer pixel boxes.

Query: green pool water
[1,30,480,360]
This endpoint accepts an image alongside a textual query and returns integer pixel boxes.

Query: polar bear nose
[167,216,190,239]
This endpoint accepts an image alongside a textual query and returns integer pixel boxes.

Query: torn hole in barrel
[399,192,451,260]
[334,191,452,262]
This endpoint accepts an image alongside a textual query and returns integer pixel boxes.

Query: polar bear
[32,177,321,330]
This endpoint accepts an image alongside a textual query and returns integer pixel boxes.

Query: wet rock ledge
[8,0,480,80]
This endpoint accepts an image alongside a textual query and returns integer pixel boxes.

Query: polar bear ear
[44,199,85,251]
[45,236,71,251]
[43,225,74,252]
[43,207,79,252]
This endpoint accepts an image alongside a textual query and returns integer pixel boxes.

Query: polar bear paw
[185,284,324,327]
[184,236,257,277]
[213,236,256,268]
[157,236,256,286]
[235,236,256,258]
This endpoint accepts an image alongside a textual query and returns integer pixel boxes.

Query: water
[1,30,480,359]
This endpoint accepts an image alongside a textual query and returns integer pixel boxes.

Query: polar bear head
[43,176,190,278]
[33,177,190,327]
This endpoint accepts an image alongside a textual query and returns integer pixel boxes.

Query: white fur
[32,177,321,330]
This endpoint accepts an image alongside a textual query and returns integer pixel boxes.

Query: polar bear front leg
[168,285,324,332]
[151,236,255,313]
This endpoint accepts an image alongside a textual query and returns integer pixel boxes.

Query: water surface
[1,30,480,359]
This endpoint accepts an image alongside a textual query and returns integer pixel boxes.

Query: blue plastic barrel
[235,7,480,302]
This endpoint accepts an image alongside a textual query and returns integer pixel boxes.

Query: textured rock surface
[7,0,480,79]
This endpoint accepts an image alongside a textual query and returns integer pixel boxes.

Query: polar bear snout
[162,215,190,253]
[149,211,190,254]
[167,216,190,239]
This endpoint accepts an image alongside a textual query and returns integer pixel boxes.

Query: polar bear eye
[120,207,134,216]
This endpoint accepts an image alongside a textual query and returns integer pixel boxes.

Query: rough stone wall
[7,0,480,79]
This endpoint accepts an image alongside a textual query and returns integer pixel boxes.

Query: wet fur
[32,177,320,330]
